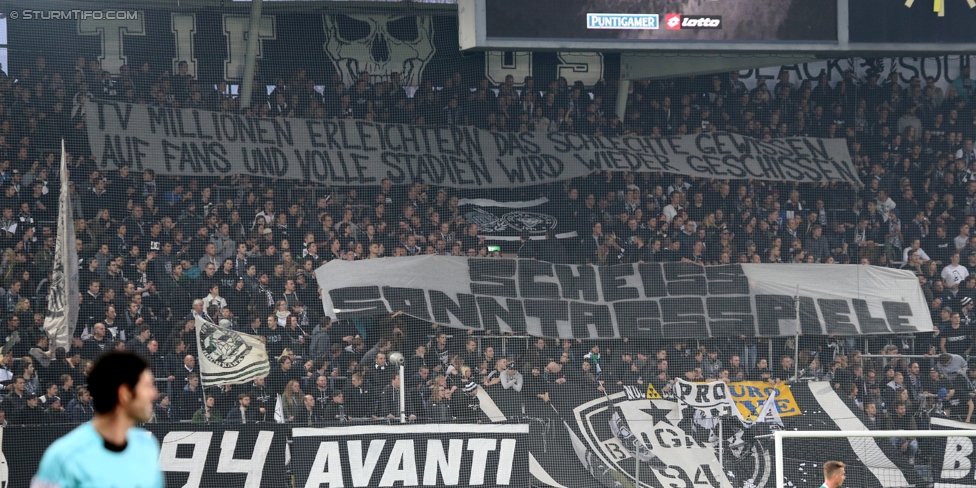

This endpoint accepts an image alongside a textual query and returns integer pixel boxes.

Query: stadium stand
[1,4,976,488]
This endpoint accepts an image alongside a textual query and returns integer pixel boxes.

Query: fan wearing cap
[455,381,486,423]
[45,395,68,423]
[921,366,955,409]
[961,296,975,325]
[19,391,45,424]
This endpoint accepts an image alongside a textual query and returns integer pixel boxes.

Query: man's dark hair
[88,352,149,414]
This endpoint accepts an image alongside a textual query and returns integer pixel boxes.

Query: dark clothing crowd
[0,52,973,427]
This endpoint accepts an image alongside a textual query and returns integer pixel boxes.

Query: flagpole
[201,385,208,423]
[717,417,723,476]
[399,363,406,424]
[793,284,800,382]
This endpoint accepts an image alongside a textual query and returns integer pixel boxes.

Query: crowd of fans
[0,52,972,430]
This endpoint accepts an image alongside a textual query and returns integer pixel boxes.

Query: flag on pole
[42,140,79,352]
[274,394,285,424]
[194,315,270,387]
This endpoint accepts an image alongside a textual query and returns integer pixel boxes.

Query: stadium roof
[24,0,456,11]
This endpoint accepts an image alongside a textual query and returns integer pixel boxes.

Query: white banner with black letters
[88,101,859,188]
[670,379,738,422]
[316,257,932,339]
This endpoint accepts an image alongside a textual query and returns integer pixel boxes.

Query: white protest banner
[88,101,860,188]
[315,257,932,340]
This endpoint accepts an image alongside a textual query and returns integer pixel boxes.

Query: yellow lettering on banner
[645,383,662,399]
[725,381,800,418]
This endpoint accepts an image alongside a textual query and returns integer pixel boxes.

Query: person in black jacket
[308,373,334,406]
[225,393,265,424]
[405,344,428,379]
[153,393,176,422]
[68,387,94,423]
[296,394,324,426]
[248,377,273,415]
[842,383,862,413]
[18,393,45,424]
[44,395,69,424]
[177,373,203,420]
[342,372,372,419]
[516,232,540,260]
[266,356,298,395]
[374,373,416,422]
[859,401,882,430]
[323,390,348,425]
[225,278,250,320]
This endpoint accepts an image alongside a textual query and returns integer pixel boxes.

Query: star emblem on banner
[904,0,976,17]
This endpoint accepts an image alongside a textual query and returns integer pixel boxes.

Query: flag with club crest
[194,315,270,387]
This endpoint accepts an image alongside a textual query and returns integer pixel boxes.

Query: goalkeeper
[31,352,163,488]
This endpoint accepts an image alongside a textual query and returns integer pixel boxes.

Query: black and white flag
[670,379,737,422]
[42,141,79,352]
[194,316,270,387]
[459,197,577,241]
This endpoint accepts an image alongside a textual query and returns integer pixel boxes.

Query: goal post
[774,429,976,488]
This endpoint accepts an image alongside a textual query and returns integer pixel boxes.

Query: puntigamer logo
[586,13,659,29]
[665,14,723,30]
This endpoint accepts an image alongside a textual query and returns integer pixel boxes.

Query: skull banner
[323,14,436,87]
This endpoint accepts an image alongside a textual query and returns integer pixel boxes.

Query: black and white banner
[0,387,967,488]
[670,379,737,421]
[556,381,915,488]
[316,257,933,339]
[459,197,577,241]
[930,417,976,487]
[87,101,858,188]
[1,424,288,488]
[290,424,529,487]
[736,56,976,91]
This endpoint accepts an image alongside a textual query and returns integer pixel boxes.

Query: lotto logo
[665,13,682,30]
[665,14,722,30]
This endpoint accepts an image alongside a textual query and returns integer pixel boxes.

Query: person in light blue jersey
[31,351,163,488]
